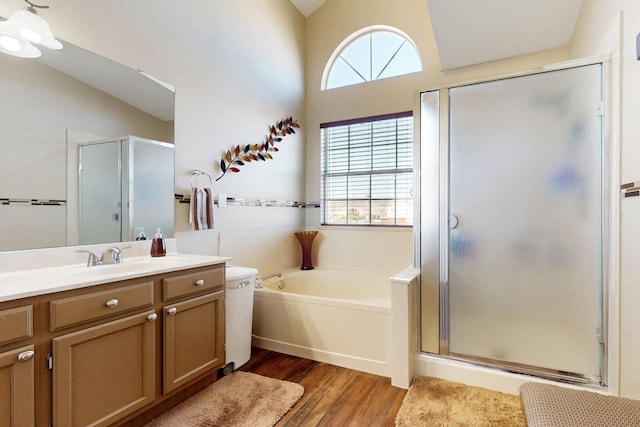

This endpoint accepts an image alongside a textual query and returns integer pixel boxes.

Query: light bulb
[19,27,42,43]
[4,8,62,50]
[0,35,21,52]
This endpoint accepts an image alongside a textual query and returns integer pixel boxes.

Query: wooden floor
[239,348,407,427]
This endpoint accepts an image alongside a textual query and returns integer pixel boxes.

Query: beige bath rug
[144,371,304,427]
[395,376,525,426]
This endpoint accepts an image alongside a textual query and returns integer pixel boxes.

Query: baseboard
[252,335,390,377]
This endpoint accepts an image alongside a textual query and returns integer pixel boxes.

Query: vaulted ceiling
[289,0,585,70]
[289,0,326,18]
[426,0,584,70]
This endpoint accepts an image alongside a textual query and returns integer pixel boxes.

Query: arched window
[322,26,422,90]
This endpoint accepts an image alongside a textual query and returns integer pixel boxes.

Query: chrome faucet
[75,249,101,267]
[254,272,282,289]
[258,272,282,281]
[76,246,130,267]
[100,247,124,265]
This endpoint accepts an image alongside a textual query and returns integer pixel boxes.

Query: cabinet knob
[17,350,35,362]
[147,313,158,322]
[167,307,177,316]
[106,298,119,308]
[194,279,205,287]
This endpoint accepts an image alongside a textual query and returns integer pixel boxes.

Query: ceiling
[288,0,585,71]
[8,0,585,117]
[425,0,584,70]
[37,41,175,121]
[289,0,325,17]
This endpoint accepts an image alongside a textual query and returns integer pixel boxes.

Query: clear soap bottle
[135,227,148,240]
[150,228,166,257]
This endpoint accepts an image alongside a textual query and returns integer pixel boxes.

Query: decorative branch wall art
[216,116,300,181]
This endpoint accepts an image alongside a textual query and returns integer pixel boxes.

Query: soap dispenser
[135,227,148,240]
[150,228,166,257]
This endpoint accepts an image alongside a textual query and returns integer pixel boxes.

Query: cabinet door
[0,345,35,427]
[163,290,224,394]
[53,310,157,427]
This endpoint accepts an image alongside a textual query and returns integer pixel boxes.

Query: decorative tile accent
[1,198,66,206]
[621,181,640,198]
[175,194,319,208]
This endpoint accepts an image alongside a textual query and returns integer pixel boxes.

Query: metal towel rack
[191,170,213,189]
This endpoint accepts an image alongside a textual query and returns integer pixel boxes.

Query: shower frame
[415,58,619,387]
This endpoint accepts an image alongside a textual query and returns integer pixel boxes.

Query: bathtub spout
[254,272,282,289]
[259,272,282,281]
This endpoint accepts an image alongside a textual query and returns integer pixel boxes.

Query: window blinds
[321,112,413,225]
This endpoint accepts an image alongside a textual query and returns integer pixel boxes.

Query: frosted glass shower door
[79,141,121,244]
[448,65,604,380]
[123,137,174,241]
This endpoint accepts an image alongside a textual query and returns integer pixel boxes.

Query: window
[321,112,413,226]
[322,26,422,90]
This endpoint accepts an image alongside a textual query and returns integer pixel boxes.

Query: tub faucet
[259,272,282,281]
[255,272,282,289]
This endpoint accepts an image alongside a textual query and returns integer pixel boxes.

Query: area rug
[395,376,525,427]
[144,371,304,427]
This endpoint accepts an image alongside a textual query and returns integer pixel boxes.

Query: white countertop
[0,253,230,302]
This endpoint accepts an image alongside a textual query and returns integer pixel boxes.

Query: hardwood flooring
[239,348,407,427]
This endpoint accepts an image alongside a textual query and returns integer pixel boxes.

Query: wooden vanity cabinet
[163,290,224,394]
[48,280,156,427]
[0,263,226,427]
[0,303,36,427]
[42,263,225,427]
[162,266,225,394]
[52,310,157,427]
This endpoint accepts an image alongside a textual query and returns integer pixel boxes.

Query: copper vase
[294,231,318,270]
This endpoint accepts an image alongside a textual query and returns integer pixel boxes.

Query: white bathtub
[252,267,392,376]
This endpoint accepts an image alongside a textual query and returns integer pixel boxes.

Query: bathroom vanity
[0,252,228,427]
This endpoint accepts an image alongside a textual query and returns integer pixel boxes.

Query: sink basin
[67,255,196,277]
[0,252,230,303]
[69,263,145,276]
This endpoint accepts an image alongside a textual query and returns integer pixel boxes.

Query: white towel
[189,187,214,230]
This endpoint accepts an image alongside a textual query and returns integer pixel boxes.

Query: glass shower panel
[419,90,441,354]
[79,141,121,244]
[124,137,174,240]
[448,65,603,378]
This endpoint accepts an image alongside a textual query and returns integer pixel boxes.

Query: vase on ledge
[294,231,318,270]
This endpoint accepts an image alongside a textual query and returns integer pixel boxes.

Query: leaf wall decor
[215,116,300,181]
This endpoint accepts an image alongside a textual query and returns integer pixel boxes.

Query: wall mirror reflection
[0,39,175,252]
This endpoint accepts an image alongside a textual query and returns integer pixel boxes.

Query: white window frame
[321,25,422,90]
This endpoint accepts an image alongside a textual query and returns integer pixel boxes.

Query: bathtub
[252,267,392,377]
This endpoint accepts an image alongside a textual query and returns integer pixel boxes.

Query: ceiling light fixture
[0,0,62,58]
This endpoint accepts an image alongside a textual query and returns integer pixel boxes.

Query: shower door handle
[449,214,459,229]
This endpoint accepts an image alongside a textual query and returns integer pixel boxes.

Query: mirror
[0,39,175,251]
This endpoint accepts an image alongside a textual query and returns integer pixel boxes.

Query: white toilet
[224,266,258,373]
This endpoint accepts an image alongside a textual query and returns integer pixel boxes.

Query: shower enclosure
[78,136,174,245]
[419,63,607,384]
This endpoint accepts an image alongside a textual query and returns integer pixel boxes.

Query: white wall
[0,50,171,251]
[571,0,640,399]
[305,0,640,397]
[0,0,308,266]
[304,0,569,274]
[5,0,638,399]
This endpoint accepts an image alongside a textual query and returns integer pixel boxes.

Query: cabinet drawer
[163,267,224,301]
[50,282,154,332]
[0,305,33,346]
